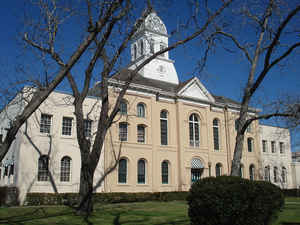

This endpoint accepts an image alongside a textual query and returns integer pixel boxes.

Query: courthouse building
[0,11,295,203]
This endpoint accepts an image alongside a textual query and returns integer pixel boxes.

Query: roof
[89,68,242,108]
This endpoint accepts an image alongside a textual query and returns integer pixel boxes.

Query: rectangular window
[40,114,52,134]
[213,127,219,150]
[271,141,276,153]
[160,119,168,145]
[279,142,284,154]
[137,125,145,143]
[262,140,267,153]
[62,117,73,136]
[84,120,92,138]
[119,123,128,141]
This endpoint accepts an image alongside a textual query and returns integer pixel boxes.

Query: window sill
[60,135,75,139]
[117,183,130,186]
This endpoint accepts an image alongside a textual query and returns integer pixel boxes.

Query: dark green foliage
[25,191,189,206]
[187,176,284,225]
[0,186,19,206]
[283,189,300,197]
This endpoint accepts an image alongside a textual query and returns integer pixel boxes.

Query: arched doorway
[191,158,204,183]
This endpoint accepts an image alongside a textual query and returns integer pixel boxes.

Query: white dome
[144,12,167,35]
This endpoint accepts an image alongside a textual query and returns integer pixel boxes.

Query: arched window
[274,166,278,183]
[191,158,204,183]
[161,161,169,184]
[137,125,145,143]
[249,164,255,181]
[139,39,144,55]
[119,122,128,141]
[247,138,254,152]
[137,159,146,184]
[118,158,127,183]
[60,156,71,182]
[133,44,137,60]
[150,39,155,54]
[38,155,49,181]
[160,110,168,145]
[282,167,287,183]
[119,100,127,115]
[215,163,222,177]
[213,119,220,151]
[137,103,145,117]
[239,164,244,178]
[189,114,200,147]
[264,166,270,181]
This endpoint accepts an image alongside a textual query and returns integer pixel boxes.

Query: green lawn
[0,199,299,225]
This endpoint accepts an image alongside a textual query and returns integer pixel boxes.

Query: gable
[178,78,215,102]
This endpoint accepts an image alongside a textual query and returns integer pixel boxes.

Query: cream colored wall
[260,125,293,188]
[104,90,262,193]
[15,91,104,203]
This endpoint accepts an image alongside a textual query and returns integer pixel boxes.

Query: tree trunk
[231,132,245,176]
[77,162,94,216]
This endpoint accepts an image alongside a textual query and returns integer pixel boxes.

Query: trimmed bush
[283,189,300,197]
[25,191,188,206]
[0,186,19,206]
[187,176,284,225]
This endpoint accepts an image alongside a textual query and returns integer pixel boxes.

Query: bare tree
[1,0,234,216]
[202,0,300,176]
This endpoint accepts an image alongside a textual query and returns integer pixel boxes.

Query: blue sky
[0,1,299,150]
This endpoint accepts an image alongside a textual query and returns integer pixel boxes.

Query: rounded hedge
[187,176,284,225]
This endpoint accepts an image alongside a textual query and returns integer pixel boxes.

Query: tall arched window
[38,155,49,181]
[264,166,270,181]
[139,39,144,55]
[119,100,127,115]
[282,167,287,183]
[189,114,200,147]
[60,156,71,182]
[150,39,155,54]
[133,44,137,60]
[118,159,127,183]
[137,125,145,143]
[137,159,146,184]
[160,110,168,145]
[274,166,278,183]
[215,163,222,177]
[213,119,220,151]
[161,161,169,184]
[247,138,254,152]
[249,164,255,181]
[137,103,145,117]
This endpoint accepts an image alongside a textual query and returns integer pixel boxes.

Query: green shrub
[25,191,188,206]
[187,176,284,225]
[283,189,300,197]
[0,186,19,206]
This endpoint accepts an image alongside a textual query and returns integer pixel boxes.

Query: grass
[0,198,299,225]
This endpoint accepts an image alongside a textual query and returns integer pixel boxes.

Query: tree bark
[77,161,94,216]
